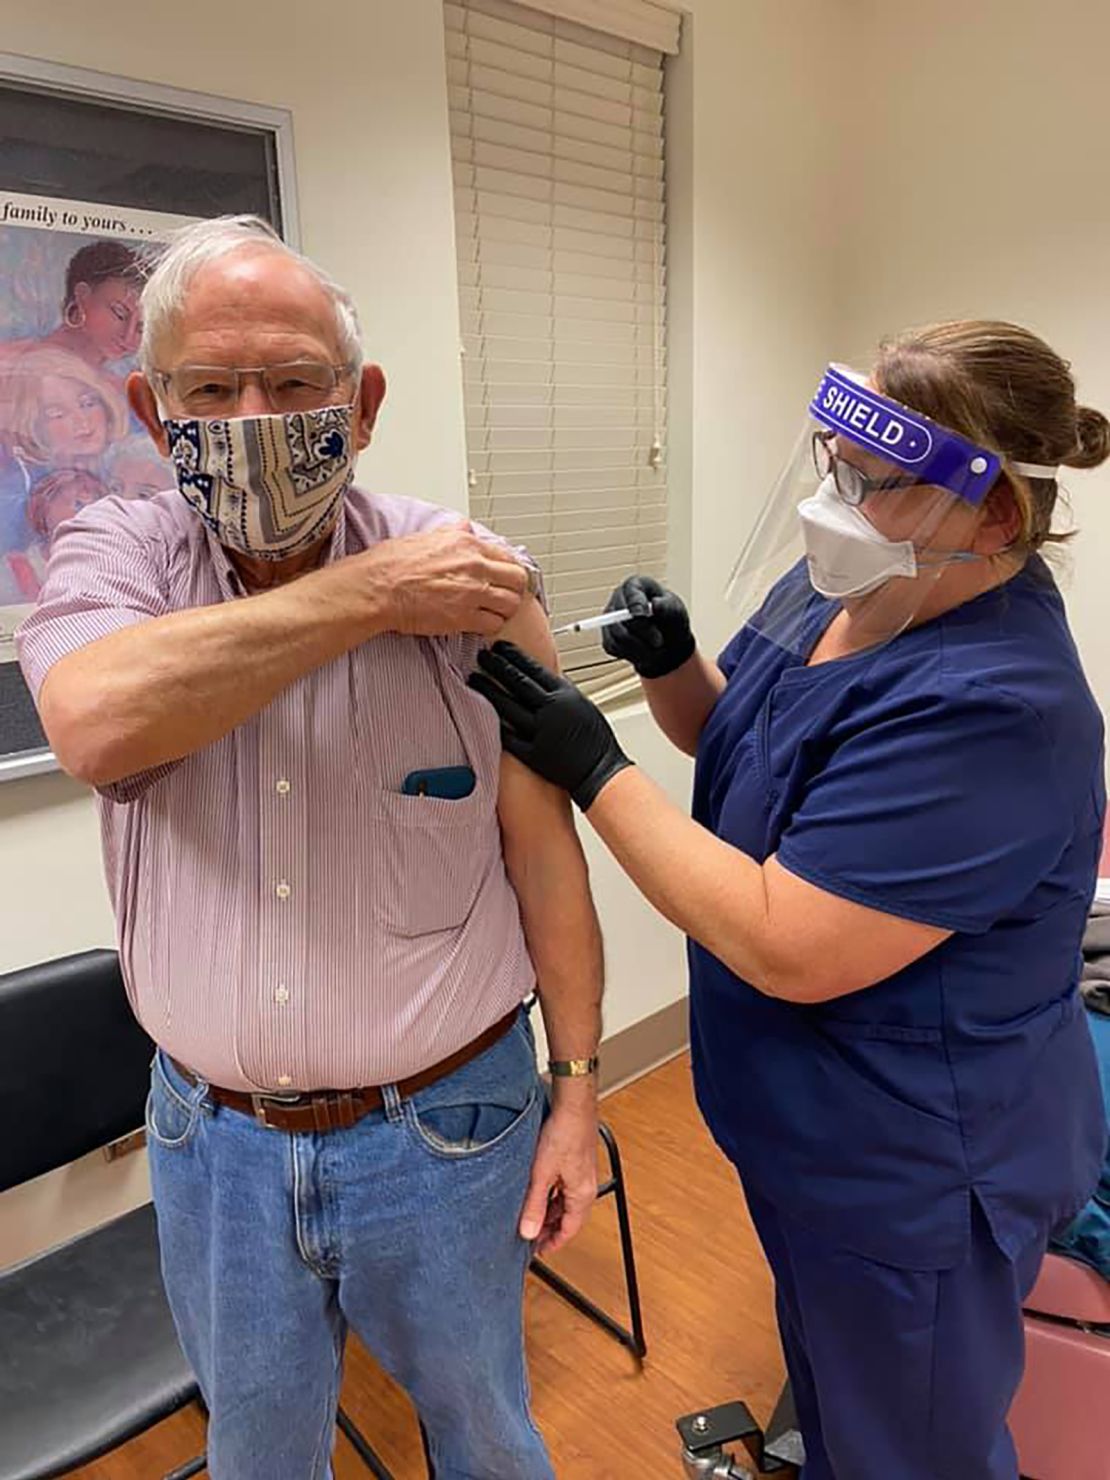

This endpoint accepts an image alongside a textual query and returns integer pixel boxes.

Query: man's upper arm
[497,591,559,671]
[494,594,571,837]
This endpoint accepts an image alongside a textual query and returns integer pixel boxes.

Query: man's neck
[228,536,332,594]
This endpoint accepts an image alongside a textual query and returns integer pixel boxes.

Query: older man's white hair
[139,215,363,375]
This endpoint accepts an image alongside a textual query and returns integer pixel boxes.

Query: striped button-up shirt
[18,488,537,1091]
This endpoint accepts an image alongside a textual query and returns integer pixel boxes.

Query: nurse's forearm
[641,652,727,756]
[585,767,782,989]
[584,767,947,1002]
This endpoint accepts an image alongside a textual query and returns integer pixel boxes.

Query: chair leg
[599,1120,647,1360]
[420,1420,435,1477]
[337,1404,401,1479]
[530,1119,647,1362]
[163,1456,206,1480]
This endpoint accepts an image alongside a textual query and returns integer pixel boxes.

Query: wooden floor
[73,1053,787,1479]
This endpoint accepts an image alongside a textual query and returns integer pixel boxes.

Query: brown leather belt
[171,1007,519,1133]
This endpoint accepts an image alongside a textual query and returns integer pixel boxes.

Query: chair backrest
[0,950,155,1192]
[1024,1251,1110,1325]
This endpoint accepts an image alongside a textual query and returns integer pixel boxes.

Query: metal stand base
[530,1120,647,1361]
[761,1383,804,1472]
[676,1396,802,1479]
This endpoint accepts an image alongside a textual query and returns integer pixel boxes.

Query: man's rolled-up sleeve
[17,502,169,699]
[16,502,174,802]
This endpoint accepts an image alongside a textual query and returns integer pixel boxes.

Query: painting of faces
[0,208,177,607]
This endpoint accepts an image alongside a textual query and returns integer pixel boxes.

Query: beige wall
[11,0,1109,1267]
[1,0,844,1262]
[9,0,1108,1265]
[839,0,1110,717]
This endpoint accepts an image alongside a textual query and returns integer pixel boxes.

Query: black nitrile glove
[468,642,633,810]
[600,575,695,679]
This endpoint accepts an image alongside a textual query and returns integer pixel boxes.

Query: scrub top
[690,558,1108,1270]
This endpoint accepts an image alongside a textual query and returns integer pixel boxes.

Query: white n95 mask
[164,404,356,560]
[798,475,918,598]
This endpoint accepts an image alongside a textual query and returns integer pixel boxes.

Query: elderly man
[17,216,603,1480]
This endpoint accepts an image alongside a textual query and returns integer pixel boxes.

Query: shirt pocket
[372,786,496,937]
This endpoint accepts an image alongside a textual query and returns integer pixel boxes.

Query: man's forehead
[169,248,340,357]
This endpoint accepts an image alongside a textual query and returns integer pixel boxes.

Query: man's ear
[974,479,1024,554]
[126,372,170,458]
[354,364,387,451]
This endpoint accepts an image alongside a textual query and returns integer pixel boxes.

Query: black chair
[0,951,405,1480]
[0,949,198,1480]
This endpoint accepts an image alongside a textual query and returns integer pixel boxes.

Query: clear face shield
[725,365,1055,656]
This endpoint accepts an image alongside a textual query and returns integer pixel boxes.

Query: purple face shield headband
[810,365,1058,504]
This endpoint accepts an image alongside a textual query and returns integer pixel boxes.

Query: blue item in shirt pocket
[401,765,477,800]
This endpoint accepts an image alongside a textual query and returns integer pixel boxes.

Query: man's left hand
[520,1098,599,1255]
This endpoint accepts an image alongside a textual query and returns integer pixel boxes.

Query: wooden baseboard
[598,995,689,1097]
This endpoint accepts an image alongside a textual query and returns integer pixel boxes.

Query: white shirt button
[274,984,290,1005]
[275,881,291,900]
[276,1074,293,1088]
[276,779,291,796]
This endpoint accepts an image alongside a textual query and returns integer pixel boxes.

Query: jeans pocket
[406,1017,543,1160]
[407,1081,541,1159]
[145,1051,203,1150]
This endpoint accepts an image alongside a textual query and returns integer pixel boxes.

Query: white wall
[840,0,1110,717]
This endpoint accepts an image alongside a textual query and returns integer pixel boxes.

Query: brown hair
[62,240,145,316]
[874,320,1110,552]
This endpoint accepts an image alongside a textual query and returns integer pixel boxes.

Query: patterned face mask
[164,404,356,560]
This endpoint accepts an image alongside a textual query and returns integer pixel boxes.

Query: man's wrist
[322,548,392,641]
[548,1073,599,1111]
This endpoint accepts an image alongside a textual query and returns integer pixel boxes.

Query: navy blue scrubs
[690,559,1107,1478]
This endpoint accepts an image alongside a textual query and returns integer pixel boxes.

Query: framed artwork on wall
[0,51,299,780]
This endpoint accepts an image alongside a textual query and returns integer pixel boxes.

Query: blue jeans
[146,1011,555,1480]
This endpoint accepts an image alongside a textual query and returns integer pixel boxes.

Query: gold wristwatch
[548,1056,600,1078]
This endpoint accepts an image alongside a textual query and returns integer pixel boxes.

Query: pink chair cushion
[1011,1317,1110,1480]
[1024,1252,1110,1325]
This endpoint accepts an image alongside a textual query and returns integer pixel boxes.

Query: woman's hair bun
[1064,405,1110,470]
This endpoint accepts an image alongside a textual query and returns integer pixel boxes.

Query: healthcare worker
[469,320,1110,1480]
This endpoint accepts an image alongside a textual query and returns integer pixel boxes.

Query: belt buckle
[250,1089,304,1129]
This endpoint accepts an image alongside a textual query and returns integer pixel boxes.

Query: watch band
[548,1056,600,1078]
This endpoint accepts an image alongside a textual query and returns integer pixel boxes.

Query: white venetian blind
[445,0,671,693]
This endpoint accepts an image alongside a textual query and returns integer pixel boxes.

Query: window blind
[445,0,670,694]
[509,0,681,55]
